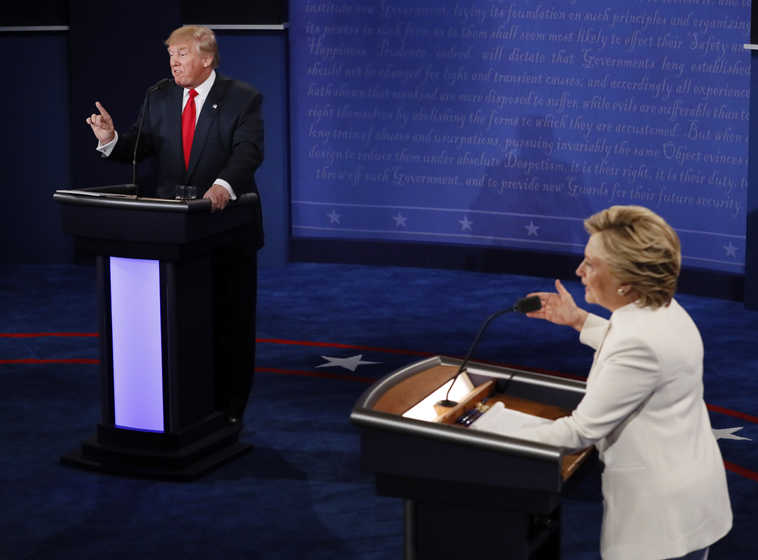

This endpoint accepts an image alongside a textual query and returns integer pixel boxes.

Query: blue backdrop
[289,0,749,273]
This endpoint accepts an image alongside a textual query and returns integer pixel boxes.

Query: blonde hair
[584,205,681,308]
[165,25,219,68]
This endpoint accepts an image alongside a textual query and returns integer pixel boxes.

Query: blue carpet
[1,263,756,559]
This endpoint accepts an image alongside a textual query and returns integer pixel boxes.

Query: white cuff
[96,131,118,157]
[579,313,610,350]
[213,179,236,200]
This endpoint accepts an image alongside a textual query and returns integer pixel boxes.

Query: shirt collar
[185,70,216,99]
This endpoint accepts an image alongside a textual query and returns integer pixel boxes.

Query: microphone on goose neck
[131,78,172,194]
[436,295,542,409]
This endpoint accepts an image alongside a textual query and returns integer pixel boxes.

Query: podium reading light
[436,295,542,409]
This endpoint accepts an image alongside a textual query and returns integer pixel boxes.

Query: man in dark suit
[86,25,264,424]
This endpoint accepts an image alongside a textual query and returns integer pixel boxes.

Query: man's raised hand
[86,101,116,145]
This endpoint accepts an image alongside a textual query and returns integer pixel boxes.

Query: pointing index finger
[95,101,111,120]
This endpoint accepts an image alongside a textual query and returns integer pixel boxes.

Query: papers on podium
[470,401,553,437]
[402,373,475,422]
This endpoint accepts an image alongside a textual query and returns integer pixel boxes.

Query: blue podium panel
[109,257,164,432]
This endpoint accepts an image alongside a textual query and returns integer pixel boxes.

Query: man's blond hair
[165,25,219,68]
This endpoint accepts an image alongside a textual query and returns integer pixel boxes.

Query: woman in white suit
[520,205,732,560]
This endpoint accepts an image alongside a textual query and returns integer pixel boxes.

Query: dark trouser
[212,243,257,421]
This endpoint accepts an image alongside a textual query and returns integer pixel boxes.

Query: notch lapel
[186,77,226,180]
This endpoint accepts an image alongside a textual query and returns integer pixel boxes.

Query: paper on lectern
[470,402,553,437]
[402,374,475,422]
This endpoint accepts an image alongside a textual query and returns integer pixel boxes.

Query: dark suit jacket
[111,73,265,247]
[111,73,263,197]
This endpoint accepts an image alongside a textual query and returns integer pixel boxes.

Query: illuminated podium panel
[53,185,261,480]
[351,356,593,560]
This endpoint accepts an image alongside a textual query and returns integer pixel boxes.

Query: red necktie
[181,88,198,169]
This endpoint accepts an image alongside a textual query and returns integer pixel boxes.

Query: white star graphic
[525,220,540,236]
[713,426,751,441]
[393,213,408,227]
[723,242,738,258]
[316,354,381,372]
[458,215,473,231]
[327,210,341,224]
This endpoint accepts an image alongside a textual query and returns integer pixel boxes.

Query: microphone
[132,78,172,195]
[436,295,541,409]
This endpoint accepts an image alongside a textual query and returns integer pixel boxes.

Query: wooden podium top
[370,363,591,481]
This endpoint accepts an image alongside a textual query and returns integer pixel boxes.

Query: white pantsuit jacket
[519,299,732,559]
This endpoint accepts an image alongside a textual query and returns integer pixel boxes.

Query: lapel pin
[212,104,218,110]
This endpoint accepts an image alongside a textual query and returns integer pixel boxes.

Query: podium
[351,356,593,559]
[53,185,261,480]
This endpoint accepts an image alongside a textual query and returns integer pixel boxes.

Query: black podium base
[61,414,252,481]
[378,474,561,559]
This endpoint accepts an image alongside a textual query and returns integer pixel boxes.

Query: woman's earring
[617,287,627,296]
